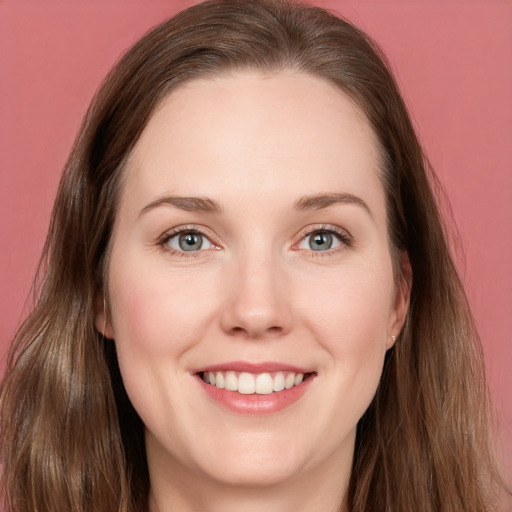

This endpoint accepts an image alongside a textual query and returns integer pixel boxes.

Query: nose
[219,251,293,339]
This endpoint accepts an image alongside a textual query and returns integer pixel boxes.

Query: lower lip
[196,375,315,415]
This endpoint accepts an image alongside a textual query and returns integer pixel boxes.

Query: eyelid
[158,225,221,255]
[293,224,353,254]
[157,223,352,257]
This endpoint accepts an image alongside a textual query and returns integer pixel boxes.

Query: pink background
[1,0,511,485]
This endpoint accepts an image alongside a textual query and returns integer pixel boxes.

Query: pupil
[179,232,202,251]
[311,232,332,251]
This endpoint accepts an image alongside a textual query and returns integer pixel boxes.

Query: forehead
[121,70,384,217]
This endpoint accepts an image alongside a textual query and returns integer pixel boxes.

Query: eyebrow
[293,193,373,218]
[139,196,223,217]
[139,192,372,218]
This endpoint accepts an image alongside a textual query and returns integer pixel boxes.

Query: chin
[205,459,301,489]
[195,433,307,488]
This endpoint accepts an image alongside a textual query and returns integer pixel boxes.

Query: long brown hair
[0,1,504,511]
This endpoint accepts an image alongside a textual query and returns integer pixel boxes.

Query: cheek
[106,258,221,429]
[301,262,393,406]
[300,260,394,351]
[108,260,217,357]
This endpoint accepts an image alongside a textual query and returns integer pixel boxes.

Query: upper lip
[192,361,313,374]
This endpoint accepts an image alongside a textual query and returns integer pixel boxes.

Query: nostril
[227,325,283,338]
[220,295,292,338]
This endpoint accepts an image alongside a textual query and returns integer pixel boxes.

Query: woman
[0,0,507,511]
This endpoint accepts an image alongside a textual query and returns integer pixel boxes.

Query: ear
[387,251,412,349]
[94,292,115,340]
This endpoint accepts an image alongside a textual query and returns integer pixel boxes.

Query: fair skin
[97,71,410,512]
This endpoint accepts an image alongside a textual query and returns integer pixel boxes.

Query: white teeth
[202,370,307,394]
[255,373,273,394]
[272,372,285,392]
[225,371,237,391]
[238,372,255,394]
[284,373,295,389]
[215,371,225,389]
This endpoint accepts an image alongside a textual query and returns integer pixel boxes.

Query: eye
[165,230,214,252]
[297,227,349,252]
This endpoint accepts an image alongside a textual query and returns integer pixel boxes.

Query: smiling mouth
[198,370,315,395]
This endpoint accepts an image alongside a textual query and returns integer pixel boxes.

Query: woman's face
[99,71,409,492]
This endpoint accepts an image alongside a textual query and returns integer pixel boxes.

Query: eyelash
[295,225,353,257]
[158,224,353,258]
[158,225,219,258]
